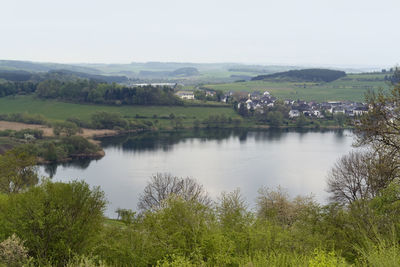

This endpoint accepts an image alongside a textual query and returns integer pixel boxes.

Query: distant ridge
[0,60,101,74]
[251,68,346,82]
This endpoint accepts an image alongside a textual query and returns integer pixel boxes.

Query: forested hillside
[252,68,347,82]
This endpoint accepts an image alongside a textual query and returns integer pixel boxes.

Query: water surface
[40,129,354,217]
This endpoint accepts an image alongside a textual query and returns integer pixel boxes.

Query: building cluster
[175,89,370,118]
[286,100,369,118]
[236,90,369,118]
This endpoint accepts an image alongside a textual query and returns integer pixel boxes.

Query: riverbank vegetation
[0,85,399,266]
[0,128,103,163]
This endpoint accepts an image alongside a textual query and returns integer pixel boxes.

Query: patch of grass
[0,95,240,128]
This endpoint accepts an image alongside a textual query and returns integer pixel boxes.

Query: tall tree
[0,148,38,194]
[138,173,212,212]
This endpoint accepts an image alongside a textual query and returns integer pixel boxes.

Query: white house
[175,91,195,100]
[313,110,321,117]
[289,110,300,118]
[353,106,369,116]
[333,107,345,114]
[246,99,253,110]
[205,90,216,97]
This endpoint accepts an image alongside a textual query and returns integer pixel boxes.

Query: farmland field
[200,73,390,102]
[0,95,239,127]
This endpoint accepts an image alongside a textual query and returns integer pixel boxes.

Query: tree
[256,186,317,226]
[217,189,249,230]
[390,67,400,85]
[0,148,38,194]
[138,173,212,212]
[52,121,80,136]
[328,149,400,206]
[216,189,252,255]
[327,151,372,205]
[355,84,400,186]
[91,111,128,130]
[267,111,284,128]
[4,180,106,265]
[115,208,136,225]
[238,103,248,117]
[141,195,212,264]
[295,114,308,128]
[333,113,346,127]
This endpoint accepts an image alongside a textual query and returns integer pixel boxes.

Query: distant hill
[170,67,199,77]
[0,70,34,81]
[47,70,128,83]
[0,69,128,83]
[0,60,101,74]
[138,70,171,78]
[139,67,199,78]
[252,68,347,82]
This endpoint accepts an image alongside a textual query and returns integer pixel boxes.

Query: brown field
[0,121,117,138]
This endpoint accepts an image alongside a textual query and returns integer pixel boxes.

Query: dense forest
[0,78,183,106]
[252,68,347,82]
[35,80,182,105]
[0,83,400,266]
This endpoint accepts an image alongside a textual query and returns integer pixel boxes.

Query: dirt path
[0,121,117,138]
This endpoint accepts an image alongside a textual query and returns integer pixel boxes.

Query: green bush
[0,113,47,125]
[35,136,100,162]
[91,111,128,130]
[1,180,106,266]
[52,121,80,136]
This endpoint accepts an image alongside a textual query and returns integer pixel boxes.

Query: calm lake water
[39,129,354,217]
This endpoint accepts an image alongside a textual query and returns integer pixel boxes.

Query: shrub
[3,180,106,265]
[14,129,43,139]
[91,112,128,130]
[0,113,47,125]
[0,234,29,267]
[52,121,80,136]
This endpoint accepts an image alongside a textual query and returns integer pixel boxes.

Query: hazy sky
[1,0,399,66]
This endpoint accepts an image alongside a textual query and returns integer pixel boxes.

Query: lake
[39,129,354,217]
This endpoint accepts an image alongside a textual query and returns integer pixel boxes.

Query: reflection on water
[100,129,249,152]
[40,129,353,217]
[99,128,346,153]
[43,158,94,178]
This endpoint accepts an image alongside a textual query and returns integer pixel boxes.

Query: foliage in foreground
[0,171,400,266]
[0,180,106,266]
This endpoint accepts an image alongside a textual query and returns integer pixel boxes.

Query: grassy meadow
[200,73,390,102]
[0,95,240,127]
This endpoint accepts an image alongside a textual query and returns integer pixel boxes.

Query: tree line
[0,78,183,106]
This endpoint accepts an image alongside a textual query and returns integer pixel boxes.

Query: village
[175,89,370,119]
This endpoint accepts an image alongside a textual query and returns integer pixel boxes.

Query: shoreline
[1,120,352,164]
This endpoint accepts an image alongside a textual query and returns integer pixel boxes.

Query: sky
[0,0,399,67]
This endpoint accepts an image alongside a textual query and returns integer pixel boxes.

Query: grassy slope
[201,73,389,102]
[0,95,239,127]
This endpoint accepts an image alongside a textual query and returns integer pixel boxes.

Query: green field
[0,95,240,127]
[200,73,390,102]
